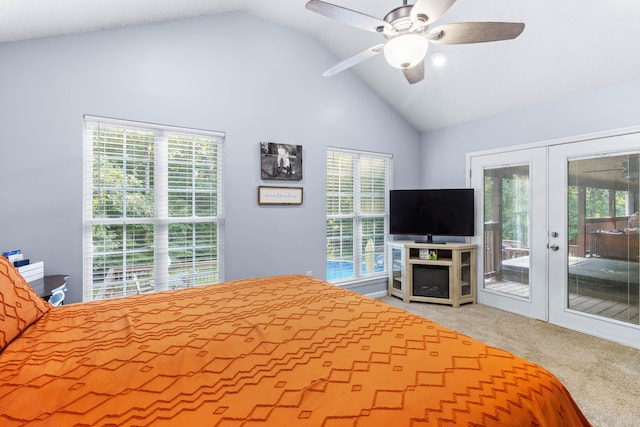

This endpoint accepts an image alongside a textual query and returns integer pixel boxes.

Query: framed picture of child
[260,142,302,181]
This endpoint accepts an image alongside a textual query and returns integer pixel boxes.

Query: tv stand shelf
[388,241,476,307]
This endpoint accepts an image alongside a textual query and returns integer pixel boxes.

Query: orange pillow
[0,256,50,351]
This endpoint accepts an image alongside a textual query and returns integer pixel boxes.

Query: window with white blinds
[326,148,392,283]
[82,116,224,301]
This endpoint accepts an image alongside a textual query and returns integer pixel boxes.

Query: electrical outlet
[306,271,312,276]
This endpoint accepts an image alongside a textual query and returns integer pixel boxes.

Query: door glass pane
[567,154,640,325]
[483,165,531,298]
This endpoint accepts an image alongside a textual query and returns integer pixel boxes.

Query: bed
[1,258,590,426]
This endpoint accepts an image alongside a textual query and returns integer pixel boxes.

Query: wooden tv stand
[387,241,477,307]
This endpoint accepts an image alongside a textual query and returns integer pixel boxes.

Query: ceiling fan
[305,0,525,84]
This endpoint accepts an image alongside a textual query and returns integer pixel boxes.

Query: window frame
[326,147,392,285]
[82,115,225,301]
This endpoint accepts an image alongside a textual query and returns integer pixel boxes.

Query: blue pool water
[326,260,384,281]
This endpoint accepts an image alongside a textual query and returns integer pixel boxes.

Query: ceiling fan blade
[305,0,392,33]
[410,0,457,25]
[402,60,425,84]
[428,22,525,45]
[322,44,385,77]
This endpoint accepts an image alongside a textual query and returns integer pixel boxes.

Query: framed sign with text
[258,186,303,205]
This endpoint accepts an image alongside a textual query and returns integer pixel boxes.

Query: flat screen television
[389,188,475,243]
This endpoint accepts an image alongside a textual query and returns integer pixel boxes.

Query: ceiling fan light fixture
[383,33,428,69]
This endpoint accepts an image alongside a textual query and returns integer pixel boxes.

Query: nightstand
[30,275,68,305]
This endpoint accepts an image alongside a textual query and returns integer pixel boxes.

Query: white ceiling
[2,0,640,132]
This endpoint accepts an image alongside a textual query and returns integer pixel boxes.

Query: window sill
[331,273,387,288]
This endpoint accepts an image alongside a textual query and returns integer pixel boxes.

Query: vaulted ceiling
[3,0,640,132]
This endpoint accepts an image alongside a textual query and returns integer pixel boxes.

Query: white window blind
[82,116,225,301]
[326,148,392,283]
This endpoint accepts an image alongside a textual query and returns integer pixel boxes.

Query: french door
[548,133,640,347]
[470,131,640,348]
[469,147,548,320]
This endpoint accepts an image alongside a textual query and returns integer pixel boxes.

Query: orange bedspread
[1,275,590,426]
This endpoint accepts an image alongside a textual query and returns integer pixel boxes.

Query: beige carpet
[379,296,640,427]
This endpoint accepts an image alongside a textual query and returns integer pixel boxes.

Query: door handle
[548,244,559,251]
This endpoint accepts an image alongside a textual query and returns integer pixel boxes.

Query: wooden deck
[484,280,640,325]
[484,280,530,298]
[569,293,640,324]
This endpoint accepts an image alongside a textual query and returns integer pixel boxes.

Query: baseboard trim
[365,290,388,299]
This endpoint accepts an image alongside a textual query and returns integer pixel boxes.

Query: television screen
[389,189,475,241]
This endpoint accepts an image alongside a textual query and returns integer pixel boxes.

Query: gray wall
[421,77,640,187]
[0,12,422,303]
